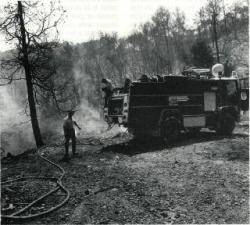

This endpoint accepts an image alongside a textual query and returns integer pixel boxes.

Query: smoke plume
[0,86,35,157]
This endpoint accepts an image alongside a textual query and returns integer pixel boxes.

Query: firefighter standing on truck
[224,60,233,77]
[101,78,113,107]
[62,110,81,162]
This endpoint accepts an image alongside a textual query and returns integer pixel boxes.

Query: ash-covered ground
[1,117,249,224]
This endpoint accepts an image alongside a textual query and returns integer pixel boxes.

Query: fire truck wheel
[216,113,235,135]
[162,117,180,143]
[188,128,201,136]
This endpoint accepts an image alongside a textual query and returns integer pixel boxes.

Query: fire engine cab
[103,68,248,142]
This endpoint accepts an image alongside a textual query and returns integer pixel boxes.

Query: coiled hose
[1,125,125,221]
[1,146,70,221]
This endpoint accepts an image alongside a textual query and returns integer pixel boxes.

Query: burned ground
[1,122,249,224]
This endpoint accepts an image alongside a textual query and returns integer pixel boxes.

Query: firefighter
[123,77,131,92]
[224,60,232,77]
[62,110,81,162]
[101,78,113,107]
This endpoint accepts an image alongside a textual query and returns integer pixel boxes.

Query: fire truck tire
[216,113,235,135]
[162,117,180,143]
[188,128,201,136]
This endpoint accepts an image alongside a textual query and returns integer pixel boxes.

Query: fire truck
[103,69,248,142]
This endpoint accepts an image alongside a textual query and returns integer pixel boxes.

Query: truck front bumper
[105,115,128,126]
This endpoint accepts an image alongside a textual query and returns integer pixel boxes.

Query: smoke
[0,61,122,157]
[74,99,107,136]
[72,68,108,137]
[39,68,108,144]
[0,86,35,157]
[71,67,131,140]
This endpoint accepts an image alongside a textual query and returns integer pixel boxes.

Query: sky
[0,0,242,51]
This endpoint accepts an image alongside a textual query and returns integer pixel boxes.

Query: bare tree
[152,7,173,73]
[206,0,222,63]
[0,1,64,147]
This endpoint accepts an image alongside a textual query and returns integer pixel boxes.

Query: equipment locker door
[204,92,216,111]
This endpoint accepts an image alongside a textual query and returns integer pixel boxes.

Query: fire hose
[1,125,127,221]
[1,146,70,221]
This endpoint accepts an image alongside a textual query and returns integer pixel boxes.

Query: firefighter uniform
[62,111,81,161]
[101,78,113,107]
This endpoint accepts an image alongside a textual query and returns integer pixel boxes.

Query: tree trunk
[223,9,227,34]
[234,5,237,39]
[212,13,220,63]
[18,1,44,147]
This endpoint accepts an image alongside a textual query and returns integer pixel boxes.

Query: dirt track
[1,122,249,224]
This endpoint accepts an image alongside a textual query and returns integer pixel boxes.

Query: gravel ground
[1,122,249,224]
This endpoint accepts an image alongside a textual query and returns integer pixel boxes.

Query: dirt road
[1,123,249,224]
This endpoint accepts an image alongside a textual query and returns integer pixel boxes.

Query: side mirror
[241,91,247,100]
[240,89,249,111]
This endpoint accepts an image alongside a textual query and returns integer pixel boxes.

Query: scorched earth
[1,118,249,224]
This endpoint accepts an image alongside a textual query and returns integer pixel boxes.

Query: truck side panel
[128,79,211,132]
[128,78,233,132]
